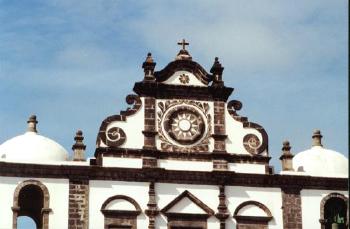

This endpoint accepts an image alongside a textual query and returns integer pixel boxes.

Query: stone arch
[233,200,273,229]
[101,195,142,229]
[320,193,348,229]
[12,179,51,229]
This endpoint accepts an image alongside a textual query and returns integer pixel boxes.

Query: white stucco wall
[102,157,143,168]
[89,180,149,229]
[300,189,348,229]
[0,176,69,229]
[226,186,283,229]
[228,163,266,174]
[159,159,212,171]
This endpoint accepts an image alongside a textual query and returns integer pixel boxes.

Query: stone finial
[142,52,156,81]
[27,115,38,133]
[279,140,294,171]
[312,129,323,147]
[210,57,224,86]
[72,130,86,161]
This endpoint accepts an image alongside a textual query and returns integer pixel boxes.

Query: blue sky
[0,0,348,175]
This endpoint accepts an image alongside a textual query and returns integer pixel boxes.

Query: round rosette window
[162,105,206,146]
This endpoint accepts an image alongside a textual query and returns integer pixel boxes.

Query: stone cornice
[0,162,347,190]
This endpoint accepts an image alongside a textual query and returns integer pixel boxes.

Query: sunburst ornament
[165,108,205,145]
[171,112,200,140]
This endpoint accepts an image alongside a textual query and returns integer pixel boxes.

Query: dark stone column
[68,179,89,229]
[215,185,229,229]
[143,97,158,168]
[145,182,159,229]
[212,101,228,171]
[281,187,303,229]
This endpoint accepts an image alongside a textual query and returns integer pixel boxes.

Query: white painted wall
[228,163,266,174]
[300,189,348,229]
[89,180,149,229]
[226,186,283,229]
[102,157,142,168]
[237,205,268,216]
[0,176,69,229]
[159,159,212,171]
[163,71,207,86]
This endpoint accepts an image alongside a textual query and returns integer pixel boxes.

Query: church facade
[0,41,348,229]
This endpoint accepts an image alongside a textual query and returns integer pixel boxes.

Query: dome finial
[312,129,323,147]
[27,115,38,133]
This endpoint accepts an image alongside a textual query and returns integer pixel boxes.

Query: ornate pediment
[95,40,270,173]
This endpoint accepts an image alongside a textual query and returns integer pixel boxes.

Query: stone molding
[0,162,347,190]
[95,148,271,164]
[68,179,89,229]
[281,187,302,229]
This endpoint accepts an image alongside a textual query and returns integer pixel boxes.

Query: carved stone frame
[161,190,214,229]
[12,179,51,229]
[319,193,348,229]
[101,195,142,229]
[233,200,273,229]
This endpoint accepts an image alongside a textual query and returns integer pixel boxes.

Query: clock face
[164,107,205,145]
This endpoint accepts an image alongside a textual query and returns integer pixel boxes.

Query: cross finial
[177,39,189,50]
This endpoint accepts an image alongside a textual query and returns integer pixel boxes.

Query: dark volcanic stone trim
[227,100,269,155]
[319,192,348,229]
[95,148,271,164]
[281,187,302,229]
[12,180,51,229]
[133,82,234,102]
[215,185,229,229]
[100,195,141,229]
[96,94,142,147]
[68,179,89,229]
[0,162,347,190]
[145,182,159,229]
[154,59,212,85]
[213,101,227,153]
[143,97,157,149]
[161,190,214,216]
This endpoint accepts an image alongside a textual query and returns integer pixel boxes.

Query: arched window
[12,180,51,229]
[320,193,348,229]
[233,200,273,229]
[101,195,142,229]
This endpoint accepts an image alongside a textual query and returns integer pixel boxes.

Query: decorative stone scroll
[97,94,142,147]
[157,100,212,152]
[227,100,268,155]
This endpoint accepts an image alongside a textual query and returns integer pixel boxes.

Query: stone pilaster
[281,187,303,229]
[68,179,89,229]
[213,101,228,170]
[215,185,229,229]
[143,96,157,168]
[145,182,159,229]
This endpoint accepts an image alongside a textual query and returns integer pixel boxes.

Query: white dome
[293,146,348,178]
[0,115,68,164]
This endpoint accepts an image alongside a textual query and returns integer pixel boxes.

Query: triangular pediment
[161,190,214,216]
